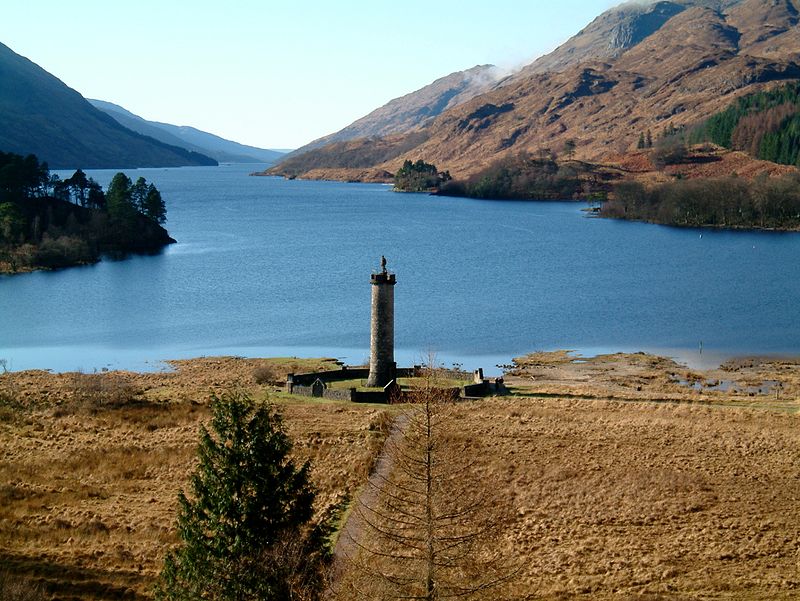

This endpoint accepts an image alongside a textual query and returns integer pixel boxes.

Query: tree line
[437,151,608,200]
[0,151,170,271]
[600,173,800,229]
[106,172,167,225]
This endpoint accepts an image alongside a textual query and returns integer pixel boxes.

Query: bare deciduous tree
[334,373,517,600]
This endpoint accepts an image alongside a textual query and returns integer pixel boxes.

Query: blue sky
[2,1,620,149]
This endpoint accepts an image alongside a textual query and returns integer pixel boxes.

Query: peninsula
[0,152,174,273]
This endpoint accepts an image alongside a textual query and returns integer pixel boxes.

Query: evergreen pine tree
[86,180,106,210]
[637,132,646,149]
[130,177,150,213]
[156,391,331,601]
[144,184,167,224]
[105,173,135,221]
[65,169,89,206]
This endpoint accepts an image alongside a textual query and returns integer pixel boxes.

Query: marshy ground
[1,353,798,600]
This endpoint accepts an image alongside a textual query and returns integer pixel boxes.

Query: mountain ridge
[89,99,285,164]
[515,0,745,77]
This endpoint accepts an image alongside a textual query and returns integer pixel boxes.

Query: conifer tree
[156,391,331,601]
[106,173,135,221]
[144,184,167,224]
[65,169,89,206]
[86,180,106,210]
[131,176,150,213]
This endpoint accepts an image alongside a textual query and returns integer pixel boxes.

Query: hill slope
[270,0,800,181]
[285,64,503,158]
[89,100,285,164]
[0,42,217,169]
[515,0,743,77]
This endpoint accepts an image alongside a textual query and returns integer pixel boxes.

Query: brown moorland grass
[429,398,800,600]
[2,353,799,600]
[0,358,392,600]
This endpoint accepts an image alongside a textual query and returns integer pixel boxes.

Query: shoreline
[0,239,177,276]
[597,213,800,233]
[2,352,798,415]
[4,347,800,378]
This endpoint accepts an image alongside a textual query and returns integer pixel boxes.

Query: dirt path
[328,412,409,589]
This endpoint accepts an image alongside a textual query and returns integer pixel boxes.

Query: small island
[393,159,451,192]
[0,151,174,274]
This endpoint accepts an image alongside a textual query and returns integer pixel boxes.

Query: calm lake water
[2,163,800,374]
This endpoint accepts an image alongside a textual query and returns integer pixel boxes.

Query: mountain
[89,100,286,164]
[0,42,217,169]
[268,0,800,181]
[515,0,743,77]
[285,65,504,158]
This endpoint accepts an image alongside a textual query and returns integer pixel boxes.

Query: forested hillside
[691,83,800,166]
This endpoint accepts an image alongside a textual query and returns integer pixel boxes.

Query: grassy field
[440,397,800,600]
[1,353,799,600]
[0,357,392,600]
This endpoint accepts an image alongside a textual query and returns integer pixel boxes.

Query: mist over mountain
[285,64,505,158]
[0,42,217,169]
[89,100,286,164]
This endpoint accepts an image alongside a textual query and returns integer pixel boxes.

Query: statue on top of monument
[381,255,387,274]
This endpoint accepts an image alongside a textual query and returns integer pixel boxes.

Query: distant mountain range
[0,42,217,169]
[269,0,800,181]
[89,100,285,164]
[0,41,285,169]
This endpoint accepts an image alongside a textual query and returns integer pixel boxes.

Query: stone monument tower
[366,256,396,388]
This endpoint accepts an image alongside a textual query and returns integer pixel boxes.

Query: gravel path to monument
[329,412,409,583]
